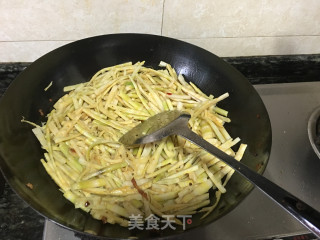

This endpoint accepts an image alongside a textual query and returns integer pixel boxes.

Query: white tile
[181,36,320,57]
[0,41,71,62]
[0,0,163,41]
[162,0,320,38]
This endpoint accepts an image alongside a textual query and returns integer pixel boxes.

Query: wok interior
[0,34,271,239]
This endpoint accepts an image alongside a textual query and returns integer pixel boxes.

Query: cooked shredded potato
[27,61,247,227]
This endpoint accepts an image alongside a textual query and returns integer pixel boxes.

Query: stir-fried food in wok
[26,61,247,227]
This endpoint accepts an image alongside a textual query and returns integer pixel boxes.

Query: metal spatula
[119,110,320,237]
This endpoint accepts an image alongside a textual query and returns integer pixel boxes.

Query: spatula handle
[178,127,320,238]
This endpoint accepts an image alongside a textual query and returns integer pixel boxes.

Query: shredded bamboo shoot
[29,61,247,227]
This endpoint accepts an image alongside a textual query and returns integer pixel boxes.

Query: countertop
[1,55,320,240]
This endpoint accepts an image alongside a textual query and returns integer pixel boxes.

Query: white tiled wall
[1,0,320,62]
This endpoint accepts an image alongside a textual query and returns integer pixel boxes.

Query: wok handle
[178,127,320,238]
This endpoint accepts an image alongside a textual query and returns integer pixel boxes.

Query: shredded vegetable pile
[27,61,247,227]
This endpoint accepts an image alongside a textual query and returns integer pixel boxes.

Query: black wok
[0,34,271,239]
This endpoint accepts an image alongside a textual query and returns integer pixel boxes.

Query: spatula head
[119,110,190,145]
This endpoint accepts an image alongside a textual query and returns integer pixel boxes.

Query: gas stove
[43,81,320,240]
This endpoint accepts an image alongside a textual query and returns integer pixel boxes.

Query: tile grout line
[0,40,73,43]
[160,0,165,36]
[1,35,320,43]
[160,35,320,40]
